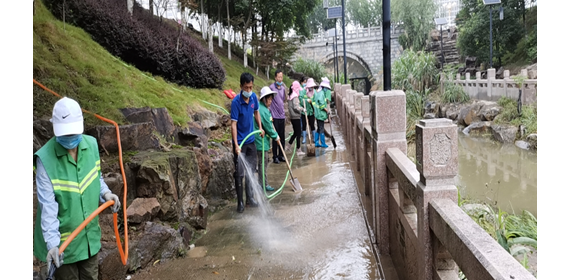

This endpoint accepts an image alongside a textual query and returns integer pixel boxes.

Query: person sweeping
[299,78,317,144]
[286,81,306,156]
[255,86,280,192]
[313,82,329,148]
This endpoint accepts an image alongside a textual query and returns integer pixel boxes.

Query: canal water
[455,132,537,216]
[131,120,383,279]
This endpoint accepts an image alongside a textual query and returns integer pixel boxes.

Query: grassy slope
[33,0,272,128]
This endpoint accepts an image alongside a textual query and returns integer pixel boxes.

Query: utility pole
[382,0,391,90]
[342,0,347,84]
[335,19,339,83]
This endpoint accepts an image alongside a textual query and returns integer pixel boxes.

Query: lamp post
[483,0,502,69]
[434,17,447,69]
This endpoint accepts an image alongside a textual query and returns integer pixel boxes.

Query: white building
[434,0,462,27]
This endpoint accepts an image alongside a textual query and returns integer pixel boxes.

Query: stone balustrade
[451,68,537,105]
[332,84,536,280]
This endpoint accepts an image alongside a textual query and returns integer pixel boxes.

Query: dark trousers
[301,114,315,133]
[39,253,99,280]
[317,119,325,134]
[272,118,286,159]
[289,119,302,149]
[233,141,257,203]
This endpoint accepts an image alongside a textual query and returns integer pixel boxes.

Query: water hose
[200,100,230,115]
[238,130,296,201]
[33,79,129,268]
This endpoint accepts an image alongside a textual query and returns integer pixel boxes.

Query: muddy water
[455,132,537,216]
[131,122,382,279]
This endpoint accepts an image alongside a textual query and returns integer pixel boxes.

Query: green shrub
[392,50,439,95]
[442,82,470,103]
[494,97,537,138]
[292,57,330,83]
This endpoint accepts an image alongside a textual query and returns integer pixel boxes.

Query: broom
[328,114,337,149]
[303,99,316,157]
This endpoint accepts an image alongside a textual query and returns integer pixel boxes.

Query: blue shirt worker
[33,97,121,280]
[231,72,265,213]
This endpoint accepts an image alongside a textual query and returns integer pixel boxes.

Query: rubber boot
[320,133,329,148]
[313,131,318,145]
[315,131,322,147]
[245,180,258,207]
[236,179,244,213]
[302,131,306,144]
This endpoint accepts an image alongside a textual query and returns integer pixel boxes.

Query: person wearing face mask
[286,81,306,156]
[299,78,318,145]
[34,97,121,280]
[269,69,287,164]
[231,72,265,213]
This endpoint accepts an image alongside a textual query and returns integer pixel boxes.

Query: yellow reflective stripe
[79,166,99,194]
[52,179,81,193]
[54,185,80,193]
[51,179,79,187]
[60,232,71,242]
[95,160,101,171]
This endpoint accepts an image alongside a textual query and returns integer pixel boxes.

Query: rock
[193,111,220,130]
[205,152,235,200]
[127,222,186,273]
[219,114,231,127]
[424,113,436,119]
[491,124,518,143]
[179,192,208,230]
[121,107,176,140]
[85,122,160,153]
[193,148,213,194]
[444,104,461,120]
[479,105,501,121]
[33,119,53,153]
[526,134,537,150]
[178,122,208,148]
[515,140,530,150]
[462,121,492,136]
[178,222,195,246]
[103,173,124,207]
[126,198,161,224]
[458,106,479,126]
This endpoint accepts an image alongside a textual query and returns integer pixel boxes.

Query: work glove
[103,191,121,213]
[46,247,63,268]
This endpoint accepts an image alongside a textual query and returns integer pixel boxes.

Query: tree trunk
[219,23,223,48]
[227,0,231,59]
[243,33,247,68]
[127,0,133,15]
[201,0,206,39]
[208,20,214,53]
[149,0,153,15]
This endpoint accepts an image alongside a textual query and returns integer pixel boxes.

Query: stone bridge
[292,26,405,86]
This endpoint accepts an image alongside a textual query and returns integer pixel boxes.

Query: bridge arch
[321,51,374,79]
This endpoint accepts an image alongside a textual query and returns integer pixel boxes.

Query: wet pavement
[131,115,383,280]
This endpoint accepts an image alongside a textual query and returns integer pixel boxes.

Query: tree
[307,0,340,35]
[456,0,526,67]
[346,0,382,28]
[392,0,436,51]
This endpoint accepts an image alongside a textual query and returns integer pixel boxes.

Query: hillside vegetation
[33,0,271,127]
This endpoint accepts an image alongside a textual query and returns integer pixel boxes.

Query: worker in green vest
[33,97,121,280]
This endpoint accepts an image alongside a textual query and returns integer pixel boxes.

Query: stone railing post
[487,68,496,98]
[353,92,364,159]
[415,119,459,280]
[340,84,351,127]
[370,90,407,255]
[343,89,355,137]
[359,96,370,185]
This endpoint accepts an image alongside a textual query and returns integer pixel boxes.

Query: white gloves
[103,192,121,213]
[46,246,63,268]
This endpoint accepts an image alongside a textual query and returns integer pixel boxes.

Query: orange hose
[33,79,129,265]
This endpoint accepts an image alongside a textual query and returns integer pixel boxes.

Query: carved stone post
[415,119,459,280]
[352,92,364,159]
[370,90,407,255]
[359,96,370,188]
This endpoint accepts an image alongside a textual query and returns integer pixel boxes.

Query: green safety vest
[299,89,315,116]
[254,102,279,151]
[33,135,103,264]
[313,89,329,121]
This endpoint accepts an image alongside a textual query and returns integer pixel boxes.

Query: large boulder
[443,103,462,120]
[526,134,537,150]
[491,124,518,143]
[458,106,479,126]
[193,147,213,194]
[462,121,492,136]
[126,197,161,224]
[127,222,186,273]
[121,107,176,140]
[192,110,220,130]
[205,152,235,200]
[85,122,160,153]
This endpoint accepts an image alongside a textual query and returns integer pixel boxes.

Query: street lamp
[434,17,447,69]
[483,0,503,69]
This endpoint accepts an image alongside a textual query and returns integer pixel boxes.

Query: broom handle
[272,124,296,177]
[303,98,312,142]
